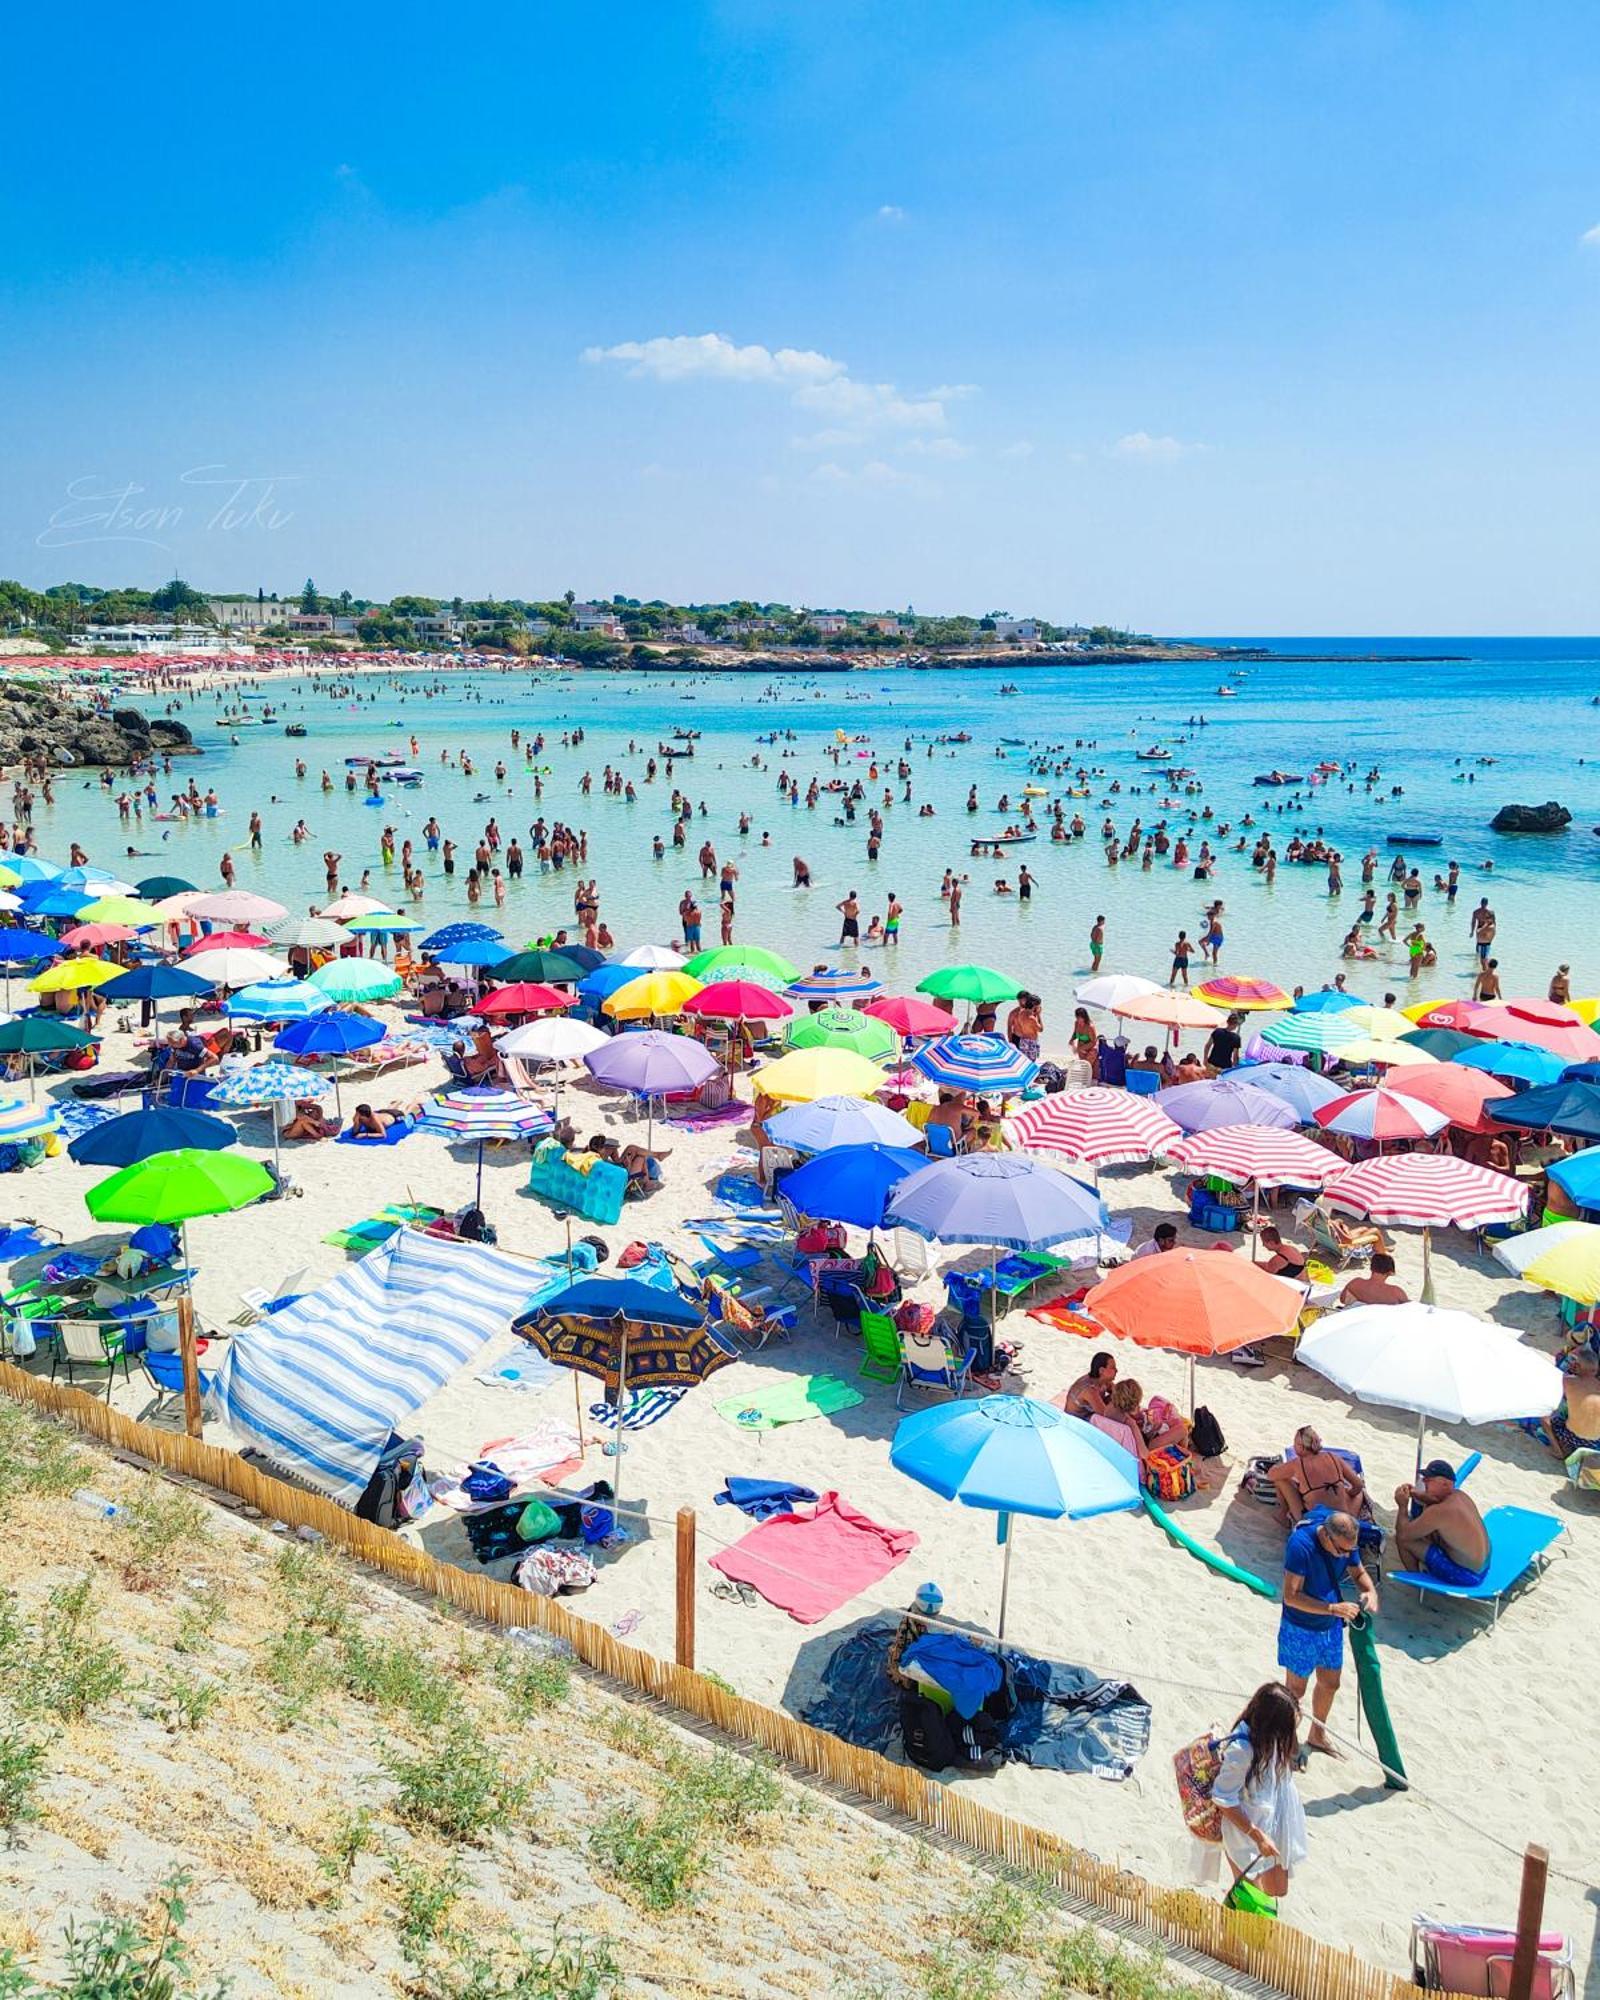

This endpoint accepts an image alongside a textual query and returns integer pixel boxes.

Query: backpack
[1191,1406,1227,1459]
[1173,1729,1225,1841]
[900,1691,960,1772]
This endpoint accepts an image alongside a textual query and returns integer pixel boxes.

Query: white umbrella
[619,944,687,970]
[320,893,394,919]
[266,915,350,949]
[1297,1303,1562,1474]
[187,890,288,925]
[497,1016,608,1115]
[1076,973,1160,1012]
[182,946,289,989]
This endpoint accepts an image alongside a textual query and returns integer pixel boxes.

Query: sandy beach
[6,1002,1593,1985]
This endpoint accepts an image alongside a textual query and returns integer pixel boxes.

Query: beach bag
[900,1690,960,1772]
[462,1461,514,1504]
[1244,1453,1281,1503]
[515,1499,562,1543]
[1174,1729,1224,1841]
[1144,1446,1196,1502]
[1191,1406,1227,1459]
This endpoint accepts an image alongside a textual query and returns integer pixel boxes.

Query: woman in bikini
[1268,1425,1369,1526]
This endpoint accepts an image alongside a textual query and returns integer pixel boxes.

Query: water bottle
[71,1489,122,1520]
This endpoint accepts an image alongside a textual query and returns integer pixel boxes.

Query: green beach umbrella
[86,1147,274,1439]
[135,875,197,900]
[76,894,158,927]
[0,1016,96,1098]
[684,944,799,985]
[785,1007,900,1062]
[916,964,1021,1005]
[1258,1012,1362,1055]
[308,958,404,1002]
[491,949,586,985]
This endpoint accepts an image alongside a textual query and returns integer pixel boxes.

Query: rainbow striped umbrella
[910,1034,1038,1093]
[418,1086,554,1205]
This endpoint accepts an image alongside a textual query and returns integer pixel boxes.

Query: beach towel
[714,1373,864,1432]
[666,1100,748,1131]
[586,1387,686,1431]
[335,1115,415,1147]
[474,1345,563,1394]
[713,1475,819,1521]
[430,1418,585,1512]
[708,1492,917,1624]
[1027,1296,1101,1338]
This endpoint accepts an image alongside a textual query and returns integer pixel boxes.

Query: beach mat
[715,1373,864,1432]
[475,1343,562,1394]
[709,1491,916,1623]
[335,1116,415,1147]
[587,1387,686,1431]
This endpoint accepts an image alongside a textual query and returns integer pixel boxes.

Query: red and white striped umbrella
[1313,1087,1448,1144]
[1167,1125,1344,1189]
[1323,1153,1528,1230]
[1007,1087,1182,1166]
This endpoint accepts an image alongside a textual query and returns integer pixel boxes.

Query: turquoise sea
[53,638,1600,1032]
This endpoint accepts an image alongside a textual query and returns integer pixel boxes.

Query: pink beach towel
[708,1491,918,1623]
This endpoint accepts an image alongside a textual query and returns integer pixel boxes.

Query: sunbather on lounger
[1537,1348,1600,1459]
[1393,1461,1490,1585]
[1270,1426,1370,1526]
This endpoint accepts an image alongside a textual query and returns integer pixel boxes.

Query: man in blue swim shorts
[1393,1459,1490,1587]
[1278,1508,1380,1757]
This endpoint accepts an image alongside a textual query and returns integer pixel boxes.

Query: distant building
[208,595,290,631]
[525,617,552,638]
[287,612,334,634]
[669,622,709,644]
[78,622,229,654]
[810,612,848,636]
[411,612,464,645]
[993,617,1040,643]
[866,616,904,637]
[569,603,627,638]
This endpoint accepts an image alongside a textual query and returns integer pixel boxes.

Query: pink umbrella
[1007,1087,1182,1166]
[1465,1002,1600,1062]
[181,928,269,954]
[682,980,794,1022]
[1167,1124,1345,1190]
[1313,1087,1449,1144]
[862,994,952,1037]
[59,923,136,949]
[1323,1152,1528,1299]
[1379,1062,1513,1134]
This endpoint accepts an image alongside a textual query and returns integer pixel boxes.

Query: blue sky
[5,1,1600,631]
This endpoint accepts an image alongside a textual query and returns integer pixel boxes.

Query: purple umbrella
[583,1030,719,1146]
[1154,1078,1300,1134]
[886,1154,1109,1253]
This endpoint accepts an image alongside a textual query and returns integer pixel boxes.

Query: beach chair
[858,1307,905,1386]
[703,1275,797,1351]
[1389,1505,1566,1628]
[899,1323,972,1407]
[1124,1068,1162,1097]
[891,1227,936,1282]
[1293,1198,1390,1269]
[138,1346,218,1422]
[50,1319,130,1401]
[1412,1918,1575,2000]
[233,1264,311,1325]
[923,1121,959,1158]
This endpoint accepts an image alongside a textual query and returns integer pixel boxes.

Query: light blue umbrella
[1223,1061,1347,1122]
[886,1154,1107,1253]
[1155,1077,1300,1133]
[1291,989,1365,1014]
[0,856,62,884]
[1548,1146,1600,1211]
[578,962,642,1008]
[909,1033,1038,1093]
[766,1094,923,1154]
[1259,1011,1362,1055]
[1451,1041,1569,1087]
[208,1062,331,1177]
[226,979,331,1023]
[434,936,510,969]
[891,1395,1141,1636]
[422,922,504,953]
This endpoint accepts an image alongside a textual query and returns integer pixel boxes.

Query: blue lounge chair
[1389,1505,1565,1627]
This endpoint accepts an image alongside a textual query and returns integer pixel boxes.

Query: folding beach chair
[857,1307,905,1388]
[50,1319,130,1401]
[1388,1506,1566,1629]
[1412,1918,1575,2000]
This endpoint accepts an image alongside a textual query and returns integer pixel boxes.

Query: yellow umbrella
[29,957,125,993]
[755,1047,887,1103]
[1570,996,1600,1026]
[603,969,703,1020]
[0,864,20,889]
[1334,1036,1438,1066]
[1517,1227,1600,1305]
[1337,1005,1415,1041]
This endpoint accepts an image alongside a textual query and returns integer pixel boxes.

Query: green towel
[715,1373,865,1432]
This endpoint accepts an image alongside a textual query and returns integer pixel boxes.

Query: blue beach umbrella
[421,922,504,953]
[1451,1041,1569,1088]
[886,1153,1108,1253]
[17,887,92,921]
[208,1062,332,1179]
[0,926,62,1010]
[417,1085,552,1205]
[0,856,62,885]
[891,1395,1141,1637]
[785,966,884,1001]
[274,1014,386,1058]
[781,1144,928,1232]
[1292,989,1365,1014]
[577,963,640,1007]
[765,1094,923,1154]
[68,1103,236,1168]
[1549,1147,1600,1211]
[100,964,213,1004]
[910,1033,1038,1093]
[433,936,510,969]
[1489,1079,1600,1143]
[1222,1060,1346,1122]
[225,979,331,1023]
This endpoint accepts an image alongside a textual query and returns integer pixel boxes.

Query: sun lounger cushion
[1389,1505,1563,1606]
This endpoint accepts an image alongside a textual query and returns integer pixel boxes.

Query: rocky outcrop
[0,685,194,768]
[1490,801,1571,833]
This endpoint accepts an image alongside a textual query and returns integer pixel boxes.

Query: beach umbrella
[498,1017,609,1063]
[910,1033,1038,1094]
[1323,1153,1527,1300]
[226,979,331,1024]
[1166,1124,1344,1191]
[1006,1087,1182,1167]
[0,1095,61,1144]
[1113,990,1219,1031]
[421,921,504,953]
[784,1007,896,1061]
[551,944,606,972]
[1378,1063,1512,1132]
[1403,999,1487,1031]
[343,913,424,935]
[58,923,136,951]
[264,915,351,949]
[1291,989,1365,1014]
[1076,973,1160,1013]
[514,1278,732,1508]
[135,875,196,901]
[886,1153,1108,1254]
[890,1396,1141,1638]
[18,887,92,920]
[207,1063,334,1179]
[320,893,394,920]
[28,959,123,1008]
[183,946,287,989]
[1549,1147,1600,1211]
[186,890,288,926]
[862,994,953,1038]
[1489,1079,1600,1143]
[1297,1303,1561,1473]
[1332,1037,1437,1070]
[787,966,886,1001]
[417,1086,551,1206]
[754,1047,887,1104]
[1467,1002,1600,1063]
[55,867,132,894]
[84,1147,274,1436]
[1314,1088,1449,1145]
[68,1103,235,1168]
[577,963,641,1008]
[0,856,61,885]
[434,937,511,969]
[603,970,703,1020]
[0,926,60,1013]
[0,893,18,914]
[1224,1061,1346,1121]
[686,979,794,1024]
[915,964,1019,1008]
[1335,1006,1417,1043]
[308,958,403,1002]
[584,1030,719,1146]
[1191,975,1290,1011]
[1451,1041,1568,1088]
[1154,1078,1299,1133]
[273,1010,385,1115]
[1399,1027,1481,1061]
[1562,1061,1600,1085]
[766,1094,923,1154]
[782,1143,929,1233]
[476,982,574,1019]
[1084,1247,1307,1406]
[491,948,587,986]
[683,944,798,984]
[1492,1221,1600,1304]
[75,895,156,928]
[1258,1011,1362,1055]
[181,928,269,954]
[99,963,215,1010]
[618,944,687,970]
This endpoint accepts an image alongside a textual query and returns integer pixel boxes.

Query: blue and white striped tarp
[212,1228,545,1504]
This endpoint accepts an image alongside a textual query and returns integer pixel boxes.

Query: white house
[569,603,627,638]
[810,612,848,636]
[993,617,1040,643]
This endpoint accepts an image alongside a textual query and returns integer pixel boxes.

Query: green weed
[492,1646,571,1716]
[339,1629,458,1729]
[270,1542,351,1635]
[0,1576,126,1722]
[382,1721,535,1843]
[117,1480,210,1593]
[0,1721,46,1839]
[952,1873,1049,1956]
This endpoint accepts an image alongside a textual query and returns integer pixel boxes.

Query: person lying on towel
[1392,1461,1490,1585]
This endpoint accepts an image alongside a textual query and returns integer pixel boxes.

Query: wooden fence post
[675,1505,696,1669]
[1506,1843,1549,2000]
[176,1291,202,1439]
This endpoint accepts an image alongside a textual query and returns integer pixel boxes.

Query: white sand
[10,1012,1596,1981]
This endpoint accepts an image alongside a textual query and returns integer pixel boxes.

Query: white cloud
[791,428,862,453]
[1113,431,1195,461]
[1582,223,1600,247]
[584,331,958,434]
[999,439,1035,460]
[876,204,907,223]
[901,436,971,460]
[809,459,930,493]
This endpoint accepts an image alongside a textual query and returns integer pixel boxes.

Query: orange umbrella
[1380,1062,1513,1133]
[1085,1249,1305,1357]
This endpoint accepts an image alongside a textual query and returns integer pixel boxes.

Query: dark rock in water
[1490,801,1571,833]
[0,685,197,768]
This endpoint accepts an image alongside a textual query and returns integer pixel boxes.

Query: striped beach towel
[586,1387,686,1432]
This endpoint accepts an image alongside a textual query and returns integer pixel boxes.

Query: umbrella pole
[178,1220,202,1439]
[612,1317,629,1516]
[1415,1408,1426,1485]
[1420,1226,1436,1306]
[1187,1351,1197,1417]
[996,1511,1014,1641]
[476,1139,485,1210]
[27,1054,36,1103]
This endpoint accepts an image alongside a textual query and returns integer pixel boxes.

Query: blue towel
[901,1634,1004,1719]
[335,1115,415,1147]
[714,1476,819,1521]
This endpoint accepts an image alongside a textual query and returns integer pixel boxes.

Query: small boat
[344,752,407,767]
[284,724,307,738]
[999,736,1028,745]
[1252,771,1304,787]
[971,832,1037,848]
[1136,747,1172,762]
[1386,833,1442,847]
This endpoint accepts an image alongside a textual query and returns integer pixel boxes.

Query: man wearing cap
[1278,1509,1379,1757]
[1393,1462,1490,1586]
